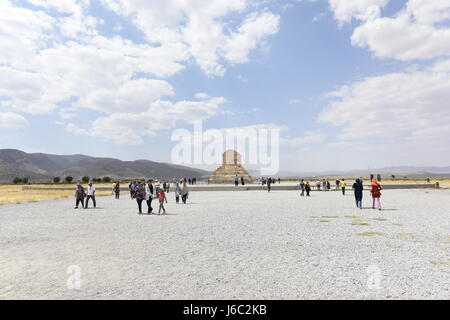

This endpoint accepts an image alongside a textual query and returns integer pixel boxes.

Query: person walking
[174,182,181,203]
[341,179,347,196]
[371,178,382,210]
[322,179,327,191]
[300,179,305,196]
[74,183,85,209]
[145,179,154,214]
[326,180,331,191]
[305,181,311,197]
[316,181,321,191]
[241,176,245,186]
[234,175,239,186]
[335,179,340,191]
[114,181,120,199]
[85,182,96,209]
[181,182,189,204]
[352,178,364,209]
[133,181,145,214]
[267,178,272,192]
[158,187,168,214]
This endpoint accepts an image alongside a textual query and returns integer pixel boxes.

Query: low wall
[22,183,439,192]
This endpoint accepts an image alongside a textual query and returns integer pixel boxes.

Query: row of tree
[12,176,112,184]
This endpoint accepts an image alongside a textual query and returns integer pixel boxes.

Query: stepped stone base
[209,164,252,184]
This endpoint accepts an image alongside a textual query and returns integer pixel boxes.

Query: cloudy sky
[1,0,449,172]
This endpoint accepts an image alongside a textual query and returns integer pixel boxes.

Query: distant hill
[0,149,209,183]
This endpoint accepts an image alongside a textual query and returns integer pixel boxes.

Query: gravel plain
[0,188,449,299]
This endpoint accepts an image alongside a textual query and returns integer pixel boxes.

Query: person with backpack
[371,178,382,210]
[352,178,364,209]
[158,187,168,214]
[74,183,85,209]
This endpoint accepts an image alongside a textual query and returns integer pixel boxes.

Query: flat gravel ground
[0,189,449,299]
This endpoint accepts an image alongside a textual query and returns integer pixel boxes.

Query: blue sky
[1,0,450,173]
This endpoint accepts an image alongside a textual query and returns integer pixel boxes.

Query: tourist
[157,187,168,214]
[267,178,272,192]
[74,182,85,209]
[322,179,327,191]
[241,176,245,186]
[234,175,239,186]
[174,182,181,203]
[326,180,331,191]
[163,181,167,192]
[300,179,305,196]
[145,179,154,214]
[114,181,120,199]
[335,179,340,190]
[134,181,145,214]
[352,178,364,209]
[188,178,191,185]
[341,179,346,196]
[305,181,311,196]
[181,182,189,204]
[167,182,170,193]
[84,182,96,209]
[316,181,321,191]
[278,178,281,184]
[371,178,382,210]
[128,182,134,198]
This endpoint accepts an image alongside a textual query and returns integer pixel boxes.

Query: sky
[1,0,450,173]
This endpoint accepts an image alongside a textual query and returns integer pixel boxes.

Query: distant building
[209,150,252,184]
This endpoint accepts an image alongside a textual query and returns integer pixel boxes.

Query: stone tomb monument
[209,150,252,184]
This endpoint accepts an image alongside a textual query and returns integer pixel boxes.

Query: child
[371,178,382,210]
[158,188,168,214]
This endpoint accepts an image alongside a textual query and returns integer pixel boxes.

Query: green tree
[82,176,90,183]
[65,176,74,183]
[102,176,111,183]
[13,177,22,184]
[22,177,29,184]
[53,177,61,183]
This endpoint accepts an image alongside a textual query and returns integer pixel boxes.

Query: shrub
[65,176,74,183]
[22,177,29,184]
[53,177,61,183]
[82,176,90,183]
[102,176,111,183]
[13,177,22,184]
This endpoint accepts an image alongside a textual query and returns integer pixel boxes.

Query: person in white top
[144,179,155,214]
[85,182,96,209]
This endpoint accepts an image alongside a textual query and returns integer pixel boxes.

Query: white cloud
[100,0,280,76]
[0,112,28,129]
[330,0,450,61]
[280,131,326,147]
[329,0,389,24]
[319,59,450,162]
[67,96,227,144]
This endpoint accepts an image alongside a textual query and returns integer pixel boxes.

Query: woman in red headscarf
[371,178,382,210]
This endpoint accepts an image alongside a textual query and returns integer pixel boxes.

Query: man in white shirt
[85,182,96,209]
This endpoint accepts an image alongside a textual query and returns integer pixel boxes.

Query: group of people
[75,178,191,214]
[74,182,96,209]
[298,177,383,210]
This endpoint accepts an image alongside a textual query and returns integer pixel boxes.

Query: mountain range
[0,149,209,183]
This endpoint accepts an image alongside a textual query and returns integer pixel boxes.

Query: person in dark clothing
[305,182,311,196]
[234,175,239,186]
[133,182,145,214]
[74,183,85,209]
[352,178,364,209]
[300,179,305,196]
[145,180,154,214]
[241,176,245,186]
[267,178,272,192]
